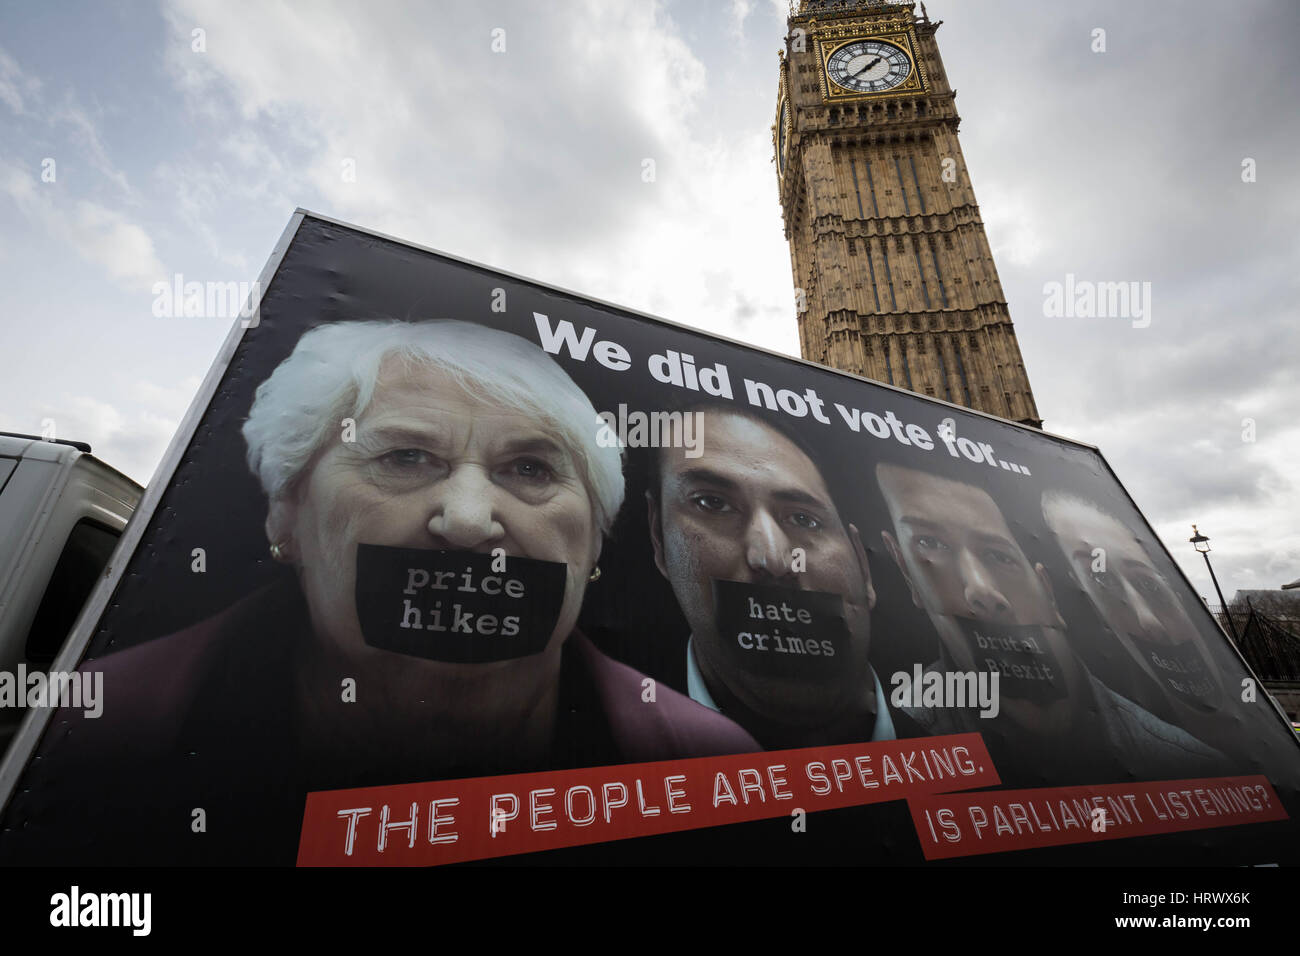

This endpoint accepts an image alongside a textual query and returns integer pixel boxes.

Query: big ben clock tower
[775,0,1042,427]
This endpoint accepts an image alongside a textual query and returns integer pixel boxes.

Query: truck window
[25,519,120,664]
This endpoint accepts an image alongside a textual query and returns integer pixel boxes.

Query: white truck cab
[0,432,141,754]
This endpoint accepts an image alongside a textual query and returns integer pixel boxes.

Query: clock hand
[852,55,884,78]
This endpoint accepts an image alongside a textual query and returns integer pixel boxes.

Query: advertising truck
[0,211,1295,866]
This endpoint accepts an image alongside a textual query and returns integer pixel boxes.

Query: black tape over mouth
[355,544,567,663]
[1125,631,1219,711]
[949,617,1070,705]
[711,579,850,680]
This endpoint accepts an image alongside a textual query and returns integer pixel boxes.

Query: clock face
[826,39,912,94]
[777,99,790,176]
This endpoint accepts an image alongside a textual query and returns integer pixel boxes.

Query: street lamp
[1190,525,1239,642]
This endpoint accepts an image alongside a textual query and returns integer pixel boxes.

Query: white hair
[242,319,624,533]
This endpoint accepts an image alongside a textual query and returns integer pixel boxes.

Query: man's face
[877,465,1072,703]
[878,465,1057,628]
[1042,495,1218,704]
[648,412,873,722]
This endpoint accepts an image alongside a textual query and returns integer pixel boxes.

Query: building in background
[1221,590,1300,724]
[774,0,1041,427]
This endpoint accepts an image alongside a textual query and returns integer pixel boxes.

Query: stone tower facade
[775,0,1041,427]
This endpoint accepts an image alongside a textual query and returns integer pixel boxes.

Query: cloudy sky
[1,0,1296,603]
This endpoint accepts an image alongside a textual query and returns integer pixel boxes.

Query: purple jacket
[78,582,758,763]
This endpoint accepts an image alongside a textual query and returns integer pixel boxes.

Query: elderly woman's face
[274,356,601,659]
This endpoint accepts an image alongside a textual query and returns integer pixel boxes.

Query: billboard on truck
[1,210,1296,866]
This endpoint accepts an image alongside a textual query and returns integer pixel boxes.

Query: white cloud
[67,201,166,288]
[128,375,203,411]
[0,157,166,292]
[0,48,133,196]
[0,47,39,115]
[156,0,790,341]
[730,0,755,37]
[982,181,1046,268]
[47,97,133,196]
[35,391,184,487]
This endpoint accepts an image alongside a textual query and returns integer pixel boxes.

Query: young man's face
[877,464,1075,714]
[648,412,874,724]
[878,464,1058,629]
[1042,495,1220,708]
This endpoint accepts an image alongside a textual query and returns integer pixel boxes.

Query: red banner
[907,775,1288,860]
[297,733,996,866]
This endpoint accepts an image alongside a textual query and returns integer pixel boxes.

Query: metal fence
[1205,604,1300,683]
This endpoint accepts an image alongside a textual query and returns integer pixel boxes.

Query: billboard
[1,211,1296,866]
